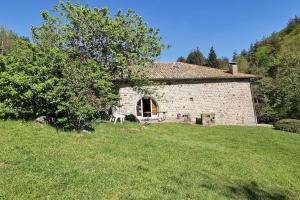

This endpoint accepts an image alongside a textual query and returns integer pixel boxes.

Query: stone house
[118,62,257,125]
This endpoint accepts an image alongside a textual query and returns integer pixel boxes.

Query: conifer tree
[240,49,248,57]
[232,50,238,62]
[207,46,219,68]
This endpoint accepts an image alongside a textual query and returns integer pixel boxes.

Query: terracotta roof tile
[142,62,255,80]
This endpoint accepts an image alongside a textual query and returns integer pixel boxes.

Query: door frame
[136,97,158,119]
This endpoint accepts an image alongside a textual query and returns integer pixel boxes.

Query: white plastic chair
[110,106,125,124]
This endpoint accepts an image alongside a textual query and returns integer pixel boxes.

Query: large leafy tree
[207,46,219,68]
[0,1,166,131]
[32,2,166,80]
[186,48,206,66]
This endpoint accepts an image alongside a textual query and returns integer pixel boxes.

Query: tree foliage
[0,1,166,131]
[0,39,63,119]
[177,56,186,62]
[186,48,206,66]
[218,57,230,70]
[54,59,116,130]
[235,54,250,73]
[232,50,238,62]
[207,46,219,68]
[0,27,18,55]
[248,17,300,122]
[32,2,166,79]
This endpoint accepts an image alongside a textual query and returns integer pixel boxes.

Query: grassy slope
[254,18,300,57]
[0,121,300,200]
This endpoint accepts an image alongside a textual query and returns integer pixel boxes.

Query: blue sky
[1,0,299,61]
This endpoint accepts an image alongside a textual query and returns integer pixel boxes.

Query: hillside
[250,17,300,67]
[247,17,300,122]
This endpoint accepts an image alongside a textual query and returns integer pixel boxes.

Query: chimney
[229,62,238,75]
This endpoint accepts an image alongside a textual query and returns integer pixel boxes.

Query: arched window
[136,97,158,117]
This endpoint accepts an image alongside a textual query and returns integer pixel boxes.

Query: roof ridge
[154,61,254,76]
[138,61,255,79]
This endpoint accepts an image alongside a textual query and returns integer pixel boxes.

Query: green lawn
[0,121,300,200]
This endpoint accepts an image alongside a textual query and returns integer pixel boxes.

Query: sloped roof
[143,62,255,80]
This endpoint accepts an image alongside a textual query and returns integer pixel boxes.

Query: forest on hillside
[245,17,300,122]
[177,17,300,123]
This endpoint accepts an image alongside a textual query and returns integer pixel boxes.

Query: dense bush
[0,39,117,131]
[0,39,60,119]
[0,1,166,131]
[53,59,117,131]
[274,119,300,133]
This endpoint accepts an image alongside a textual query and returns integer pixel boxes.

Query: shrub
[0,39,61,120]
[0,1,166,131]
[274,119,300,133]
[53,59,117,131]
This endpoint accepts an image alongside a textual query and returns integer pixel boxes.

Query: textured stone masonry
[119,79,256,125]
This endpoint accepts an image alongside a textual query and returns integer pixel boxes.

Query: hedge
[274,119,300,133]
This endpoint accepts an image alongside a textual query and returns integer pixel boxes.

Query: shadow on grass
[199,174,288,200]
[227,181,287,200]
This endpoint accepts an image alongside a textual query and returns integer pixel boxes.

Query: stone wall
[118,79,257,125]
